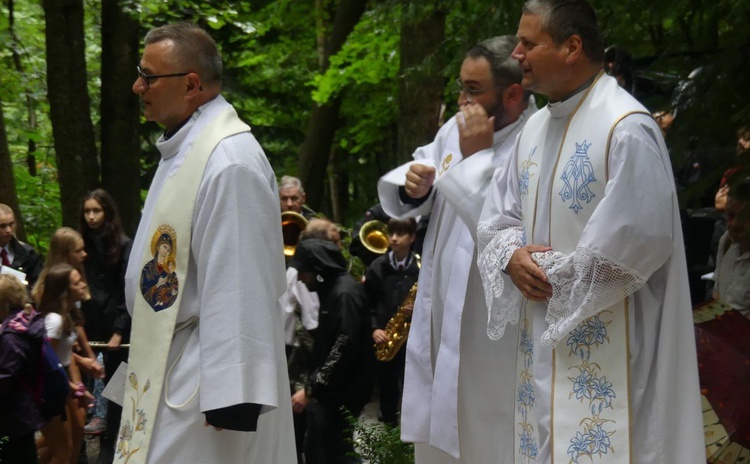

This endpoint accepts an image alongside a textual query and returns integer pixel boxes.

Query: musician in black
[363,217,419,426]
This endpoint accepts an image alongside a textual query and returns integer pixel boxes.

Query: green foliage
[2,0,749,237]
[344,409,415,464]
[312,6,400,105]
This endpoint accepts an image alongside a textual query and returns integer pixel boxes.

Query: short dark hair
[466,35,523,86]
[387,218,417,236]
[522,0,605,63]
[145,23,222,85]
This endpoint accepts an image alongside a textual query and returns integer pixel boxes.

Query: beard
[483,97,506,132]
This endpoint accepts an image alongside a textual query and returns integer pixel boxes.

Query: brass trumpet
[281,211,308,257]
[359,220,389,255]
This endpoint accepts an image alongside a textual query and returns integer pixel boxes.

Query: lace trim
[477,223,525,340]
[531,246,647,346]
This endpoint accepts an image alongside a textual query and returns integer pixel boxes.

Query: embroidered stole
[114,108,250,463]
[515,74,648,463]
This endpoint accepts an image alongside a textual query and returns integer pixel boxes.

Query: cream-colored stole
[515,73,649,463]
[114,108,250,464]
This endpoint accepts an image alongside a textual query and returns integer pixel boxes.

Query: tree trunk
[43,0,99,228]
[298,0,367,211]
[397,4,447,164]
[7,0,39,177]
[0,100,27,241]
[100,0,141,235]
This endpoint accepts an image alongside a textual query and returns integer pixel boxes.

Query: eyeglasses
[455,78,510,103]
[136,66,190,90]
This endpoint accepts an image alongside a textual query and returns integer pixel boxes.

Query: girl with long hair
[33,229,103,464]
[78,189,132,463]
[36,264,95,464]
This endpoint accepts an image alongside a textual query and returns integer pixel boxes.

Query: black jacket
[289,239,374,415]
[7,237,43,289]
[363,252,419,330]
[81,233,132,342]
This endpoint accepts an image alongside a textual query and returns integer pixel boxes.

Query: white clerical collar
[547,73,599,119]
[155,96,224,160]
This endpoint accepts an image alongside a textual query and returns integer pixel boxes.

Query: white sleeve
[378,120,457,219]
[437,146,497,235]
[476,137,525,340]
[44,313,64,340]
[193,136,287,413]
[531,115,677,345]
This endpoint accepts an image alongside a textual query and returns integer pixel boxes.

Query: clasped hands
[404,105,494,199]
[506,245,554,302]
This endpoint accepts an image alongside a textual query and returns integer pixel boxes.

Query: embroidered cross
[559,140,597,214]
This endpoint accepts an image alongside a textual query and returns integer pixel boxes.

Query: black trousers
[304,400,360,464]
[376,347,406,426]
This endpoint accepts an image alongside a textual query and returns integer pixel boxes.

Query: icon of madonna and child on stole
[140,224,179,311]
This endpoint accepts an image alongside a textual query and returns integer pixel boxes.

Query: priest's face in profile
[132,40,193,131]
[457,56,507,128]
[512,13,570,100]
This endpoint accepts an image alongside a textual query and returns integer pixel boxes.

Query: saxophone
[375,282,418,362]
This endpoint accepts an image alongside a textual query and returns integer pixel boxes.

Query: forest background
[0,0,748,253]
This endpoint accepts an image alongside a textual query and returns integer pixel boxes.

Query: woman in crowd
[78,189,132,463]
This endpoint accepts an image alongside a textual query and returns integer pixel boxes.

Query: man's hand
[506,245,554,302]
[405,164,436,199]
[372,329,388,344]
[457,104,494,158]
[291,389,309,414]
[107,332,122,351]
[204,420,224,432]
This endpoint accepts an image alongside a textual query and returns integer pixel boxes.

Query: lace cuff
[477,224,524,340]
[532,247,648,346]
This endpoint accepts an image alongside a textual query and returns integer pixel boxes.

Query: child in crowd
[78,189,132,463]
[363,218,420,426]
[0,274,47,463]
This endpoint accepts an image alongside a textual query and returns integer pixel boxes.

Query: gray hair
[145,23,223,85]
[466,35,523,86]
[279,175,305,195]
[522,0,605,63]
[0,204,13,216]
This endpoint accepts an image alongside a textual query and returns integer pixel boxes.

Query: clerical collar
[163,116,193,140]
[550,72,599,104]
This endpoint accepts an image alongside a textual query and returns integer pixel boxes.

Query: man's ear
[564,34,583,64]
[186,73,203,96]
[504,83,525,105]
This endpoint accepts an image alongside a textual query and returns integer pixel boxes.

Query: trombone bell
[281,211,308,257]
[359,220,389,255]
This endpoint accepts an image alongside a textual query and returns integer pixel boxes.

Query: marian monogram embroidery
[140,225,179,311]
[565,312,617,463]
[559,140,597,214]
[519,147,538,198]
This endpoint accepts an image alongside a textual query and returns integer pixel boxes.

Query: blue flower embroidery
[559,140,597,213]
[565,313,617,462]
[519,147,538,198]
[519,427,539,459]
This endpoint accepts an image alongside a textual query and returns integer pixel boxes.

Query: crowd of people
[1,0,748,463]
